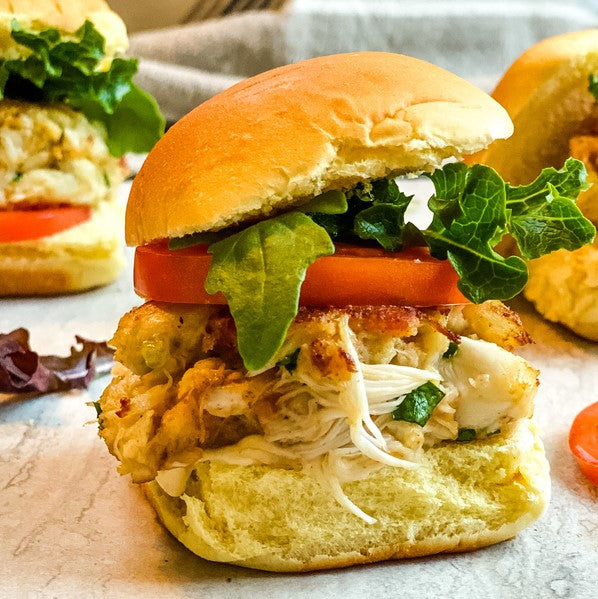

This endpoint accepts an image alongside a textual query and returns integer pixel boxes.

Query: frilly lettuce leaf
[0,19,164,156]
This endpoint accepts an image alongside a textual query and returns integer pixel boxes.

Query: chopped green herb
[92,401,103,430]
[276,348,301,373]
[391,381,445,427]
[442,341,459,359]
[12,172,22,182]
[456,428,477,442]
[589,73,598,102]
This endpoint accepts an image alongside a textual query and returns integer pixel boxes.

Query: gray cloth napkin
[129,1,598,123]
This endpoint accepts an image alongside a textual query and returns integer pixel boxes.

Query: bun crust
[471,29,598,182]
[126,52,513,246]
[0,201,124,295]
[143,420,549,572]
[0,0,128,60]
[470,30,598,340]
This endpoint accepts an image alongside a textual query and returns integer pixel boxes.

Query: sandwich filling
[0,100,125,209]
[99,300,537,522]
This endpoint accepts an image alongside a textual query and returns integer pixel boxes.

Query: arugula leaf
[0,20,164,156]
[300,189,348,214]
[391,381,445,426]
[354,181,412,251]
[310,178,414,250]
[205,212,333,371]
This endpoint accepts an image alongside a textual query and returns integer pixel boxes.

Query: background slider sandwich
[98,52,593,571]
[0,0,164,295]
[471,29,598,340]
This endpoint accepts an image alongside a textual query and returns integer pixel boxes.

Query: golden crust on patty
[99,301,537,485]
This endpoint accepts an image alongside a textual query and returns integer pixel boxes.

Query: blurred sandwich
[472,29,598,339]
[94,52,595,571]
[0,0,164,295]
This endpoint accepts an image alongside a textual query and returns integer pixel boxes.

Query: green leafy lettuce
[0,20,164,156]
[391,381,445,426]
[172,158,594,371]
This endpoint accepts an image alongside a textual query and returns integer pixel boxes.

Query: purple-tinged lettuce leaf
[0,329,113,394]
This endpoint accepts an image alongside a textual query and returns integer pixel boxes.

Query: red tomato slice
[0,207,91,242]
[569,401,598,485]
[134,241,468,306]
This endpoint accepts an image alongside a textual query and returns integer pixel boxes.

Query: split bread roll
[472,29,598,340]
[144,420,549,572]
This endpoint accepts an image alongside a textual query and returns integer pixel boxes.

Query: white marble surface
[1,196,598,598]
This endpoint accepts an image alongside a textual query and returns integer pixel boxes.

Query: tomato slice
[134,241,468,306]
[0,207,92,242]
[569,401,598,485]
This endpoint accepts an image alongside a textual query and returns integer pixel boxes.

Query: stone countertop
[1,188,597,598]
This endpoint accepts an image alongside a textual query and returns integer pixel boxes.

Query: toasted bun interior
[126,52,513,246]
[144,420,549,572]
[0,0,128,60]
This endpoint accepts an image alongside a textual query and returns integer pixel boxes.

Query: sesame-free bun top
[472,29,598,183]
[126,52,513,246]
[0,0,128,61]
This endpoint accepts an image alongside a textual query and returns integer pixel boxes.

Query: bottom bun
[524,239,598,342]
[0,201,124,296]
[143,419,550,572]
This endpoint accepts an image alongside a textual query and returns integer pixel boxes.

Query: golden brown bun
[126,52,513,246]
[143,420,549,572]
[0,0,128,60]
[471,29,598,181]
[0,201,125,295]
[470,30,598,340]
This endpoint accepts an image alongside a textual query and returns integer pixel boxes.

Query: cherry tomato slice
[569,401,598,485]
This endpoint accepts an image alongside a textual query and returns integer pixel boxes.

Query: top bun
[471,29,598,183]
[0,0,128,61]
[126,52,513,246]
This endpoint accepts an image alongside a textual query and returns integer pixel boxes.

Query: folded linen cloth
[129,1,598,123]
